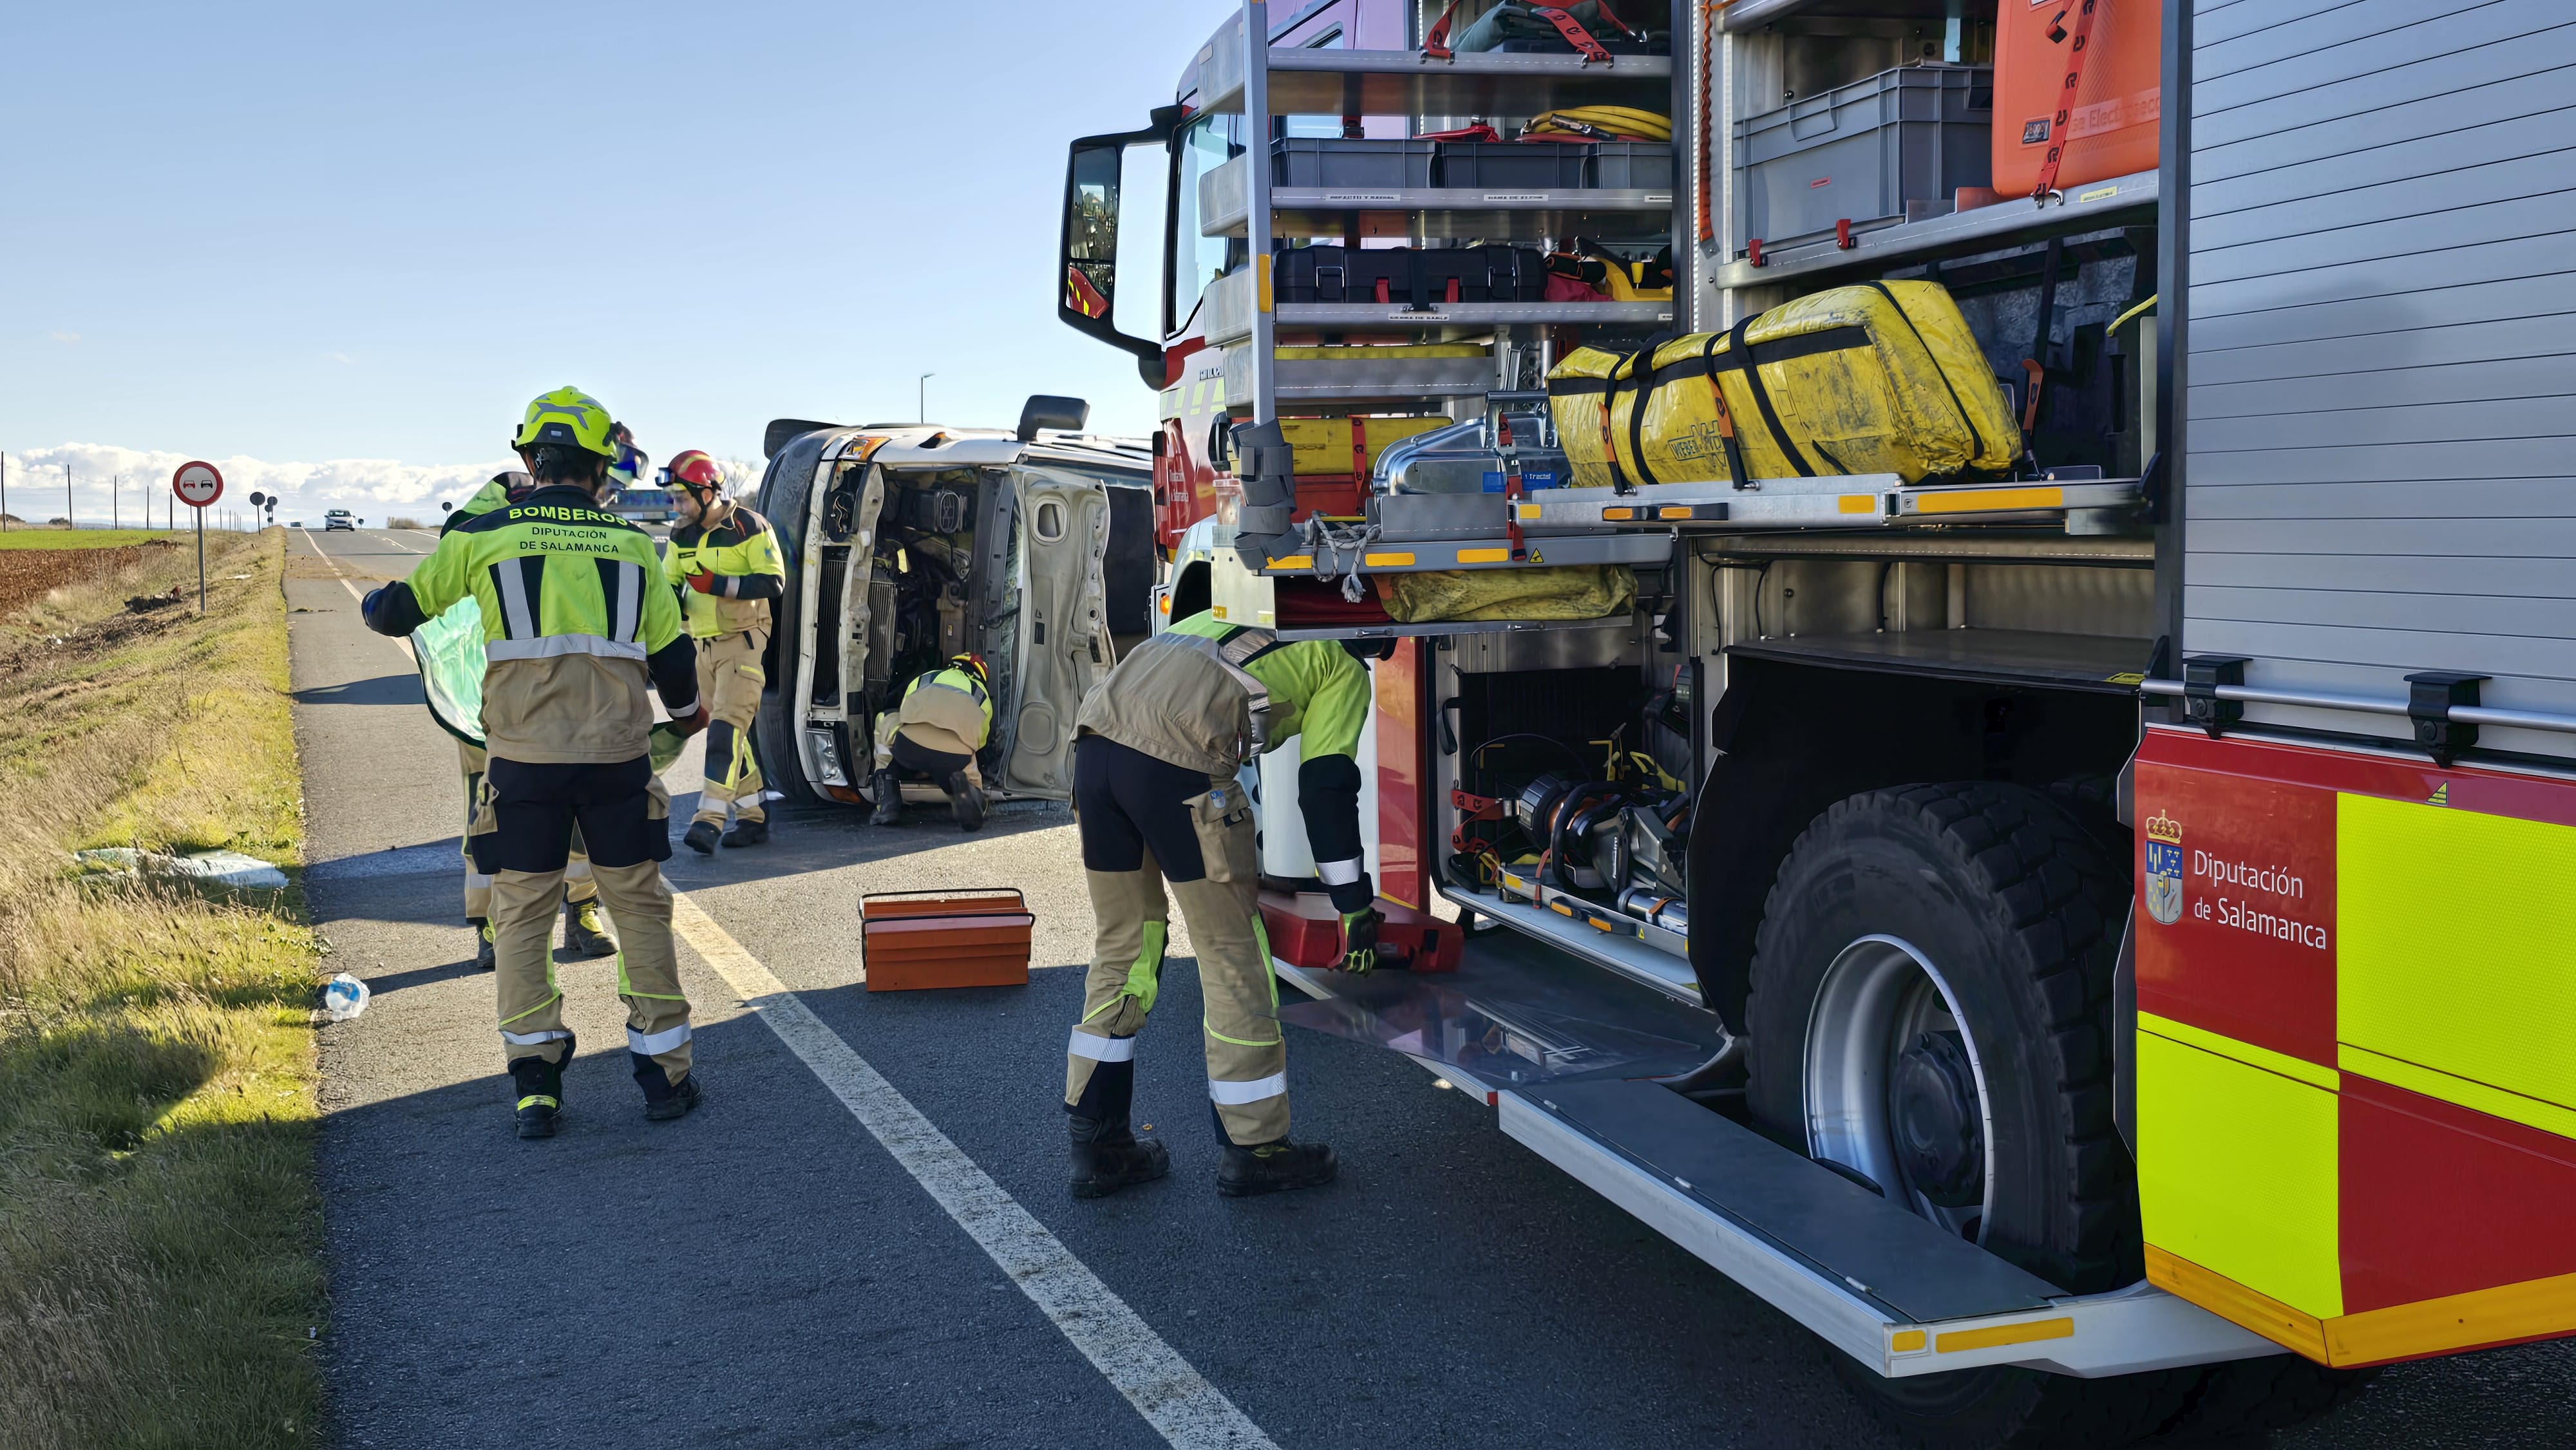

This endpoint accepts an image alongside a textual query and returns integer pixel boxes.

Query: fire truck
[1055,2,2576,1443]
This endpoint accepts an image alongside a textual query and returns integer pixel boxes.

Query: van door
[1001,467,1113,798]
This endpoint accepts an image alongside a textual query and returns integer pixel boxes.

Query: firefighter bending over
[441,470,614,965]
[661,450,785,853]
[872,653,994,831]
[365,388,709,1138]
[1061,609,1383,1199]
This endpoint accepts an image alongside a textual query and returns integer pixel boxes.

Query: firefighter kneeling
[1061,610,1382,1199]
[871,654,994,831]
[365,388,710,1138]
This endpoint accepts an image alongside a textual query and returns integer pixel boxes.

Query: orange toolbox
[1991,0,2161,197]
[860,889,1034,992]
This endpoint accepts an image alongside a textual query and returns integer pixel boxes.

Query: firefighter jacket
[362,485,698,765]
[1074,609,1374,910]
[442,478,515,534]
[663,501,786,639]
[898,665,994,750]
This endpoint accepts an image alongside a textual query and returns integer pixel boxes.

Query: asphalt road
[290,525,2576,1449]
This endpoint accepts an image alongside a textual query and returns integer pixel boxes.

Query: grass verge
[0,529,325,1450]
[0,529,191,551]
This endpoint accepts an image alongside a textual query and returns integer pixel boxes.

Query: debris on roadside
[72,846,291,894]
[321,972,370,1021]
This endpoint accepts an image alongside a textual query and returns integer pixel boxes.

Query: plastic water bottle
[321,973,370,1022]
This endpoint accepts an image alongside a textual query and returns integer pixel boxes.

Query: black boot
[721,817,769,848]
[562,898,616,959]
[947,771,987,832]
[870,769,904,827]
[1070,1116,1170,1198]
[509,1033,573,1139]
[681,820,721,855]
[1217,1138,1338,1197]
[472,918,497,972]
[636,1058,703,1122]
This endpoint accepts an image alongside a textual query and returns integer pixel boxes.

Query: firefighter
[1061,608,1381,1199]
[442,471,614,966]
[362,388,708,1138]
[661,450,786,853]
[871,653,994,831]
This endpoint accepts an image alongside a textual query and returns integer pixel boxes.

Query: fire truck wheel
[749,426,839,809]
[1747,782,2168,1449]
[2149,1354,2376,1442]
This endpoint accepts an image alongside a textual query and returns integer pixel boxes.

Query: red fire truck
[1056,3,2576,1443]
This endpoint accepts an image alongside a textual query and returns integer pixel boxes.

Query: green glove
[1337,907,1383,974]
[647,720,690,774]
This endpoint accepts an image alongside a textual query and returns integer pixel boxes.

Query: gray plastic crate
[1434,141,1589,189]
[1736,64,1989,250]
[1272,137,1437,189]
[1587,140,1674,190]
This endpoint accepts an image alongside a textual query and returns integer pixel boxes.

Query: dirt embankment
[0,541,178,616]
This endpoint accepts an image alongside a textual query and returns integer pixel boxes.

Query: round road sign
[173,460,224,509]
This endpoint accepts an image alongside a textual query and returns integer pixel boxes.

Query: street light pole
[918,372,935,424]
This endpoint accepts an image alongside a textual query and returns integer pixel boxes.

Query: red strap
[1533,6,1612,63]
[1444,276,1461,303]
[2032,1,2102,198]
[1422,0,1459,60]
[1349,415,1369,483]
[1497,413,1528,561]
[1373,276,1392,305]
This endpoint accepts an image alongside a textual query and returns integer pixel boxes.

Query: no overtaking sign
[173,460,223,507]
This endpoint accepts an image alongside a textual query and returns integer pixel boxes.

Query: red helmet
[663,449,724,495]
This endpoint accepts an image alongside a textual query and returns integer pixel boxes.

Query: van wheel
[750,427,840,808]
[1747,783,2179,1448]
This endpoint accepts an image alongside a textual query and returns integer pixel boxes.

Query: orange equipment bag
[1991,0,2161,198]
[860,889,1034,992]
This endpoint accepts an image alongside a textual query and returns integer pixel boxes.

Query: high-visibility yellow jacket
[663,502,786,639]
[363,485,698,764]
[898,665,994,750]
[1074,609,1375,909]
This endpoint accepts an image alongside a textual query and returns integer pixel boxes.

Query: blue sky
[0,0,1235,521]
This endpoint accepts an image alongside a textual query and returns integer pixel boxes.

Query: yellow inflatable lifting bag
[1548,281,2018,489]
[1374,564,1636,624]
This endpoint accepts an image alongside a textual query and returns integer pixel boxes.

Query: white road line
[667,895,1279,1450]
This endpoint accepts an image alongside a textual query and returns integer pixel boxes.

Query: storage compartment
[1586,140,1673,190]
[1274,245,1548,305]
[1434,140,1590,189]
[1270,135,1437,189]
[1737,64,1991,250]
[860,889,1034,992]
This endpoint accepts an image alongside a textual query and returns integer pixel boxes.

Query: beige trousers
[460,742,591,916]
[490,861,691,1080]
[1065,802,1285,1145]
[693,629,768,825]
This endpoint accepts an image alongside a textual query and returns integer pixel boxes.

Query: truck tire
[750,428,839,809]
[2149,1355,2376,1443]
[1747,782,2178,1449]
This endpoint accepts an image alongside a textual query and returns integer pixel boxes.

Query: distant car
[608,487,676,525]
[323,510,355,532]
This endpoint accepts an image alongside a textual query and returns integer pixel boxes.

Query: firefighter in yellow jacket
[871,654,994,831]
[1061,609,1381,1199]
[440,471,615,966]
[661,450,786,854]
[363,388,710,1138]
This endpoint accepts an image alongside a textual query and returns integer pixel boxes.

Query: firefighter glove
[1337,907,1383,974]
[673,701,711,737]
[684,568,721,595]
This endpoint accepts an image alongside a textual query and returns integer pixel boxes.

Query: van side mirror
[1017,395,1091,442]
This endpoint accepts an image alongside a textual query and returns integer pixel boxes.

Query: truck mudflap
[1276,927,2280,1381]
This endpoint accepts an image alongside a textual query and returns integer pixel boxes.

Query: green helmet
[511,386,619,458]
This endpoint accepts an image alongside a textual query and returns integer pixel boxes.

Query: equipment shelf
[1217,346,1495,411]
[1716,170,2156,288]
[1198,265,1673,346]
[1199,43,1672,118]
[1203,160,1674,240]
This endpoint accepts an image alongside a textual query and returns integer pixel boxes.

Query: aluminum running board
[1255,475,2145,581]
[1504,1081,2284,1380]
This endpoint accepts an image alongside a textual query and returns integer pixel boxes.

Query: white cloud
[48,330,79,344]
[0,442,516,525]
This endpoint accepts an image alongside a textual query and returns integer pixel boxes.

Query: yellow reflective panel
[2136,1028,2344,1319]
[2340,793,2576,1124]
[1935,1317,2072,1353]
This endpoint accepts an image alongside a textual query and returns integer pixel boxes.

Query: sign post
[172,461,223,612]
